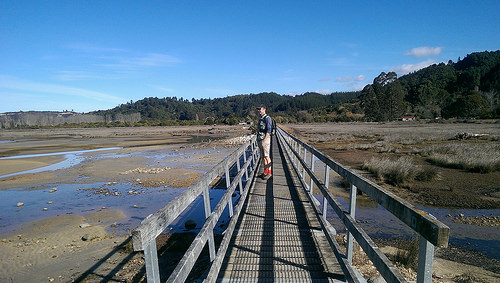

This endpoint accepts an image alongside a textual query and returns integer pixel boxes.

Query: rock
[49,188,57,193]
[184,219,197,230]
[368,275,386,283]
[82,234,90,241]
[79,223,91,228]
[133,205,139,208]
[47,201,53,204]
[16,202,24,207]
[43,208,48,211]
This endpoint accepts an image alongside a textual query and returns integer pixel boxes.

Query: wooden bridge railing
[276,126,449,283]
[132,136,259,283]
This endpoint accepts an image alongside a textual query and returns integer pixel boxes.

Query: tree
[443,91,489,118]
[360,85,381,121]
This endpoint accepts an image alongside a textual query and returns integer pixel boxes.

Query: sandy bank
[0,209,127,282]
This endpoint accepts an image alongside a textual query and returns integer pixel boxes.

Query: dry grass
[425,143,500,173]
[393,238,419,270]
[362,156,438,185]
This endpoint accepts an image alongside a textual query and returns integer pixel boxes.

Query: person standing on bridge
[256,104,272,180]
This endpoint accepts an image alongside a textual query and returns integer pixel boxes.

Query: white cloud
[335,75,365,83]
[0,75,123,103]
[355,75,366,81]
[319,78,331,82]
[101,53,181,69]
[125,53,181,67]
[315,89,331,95]
[335,76,353,82]
[64,43,127,53]
[405,46,443,58]
[391,59,436,76]
[151,85,174,93]
[54,70,118,81]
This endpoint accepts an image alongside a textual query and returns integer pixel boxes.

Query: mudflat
[0,125,251,282]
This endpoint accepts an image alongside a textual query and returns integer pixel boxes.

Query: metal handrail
[276,126,449,283]
[132,136,259,283]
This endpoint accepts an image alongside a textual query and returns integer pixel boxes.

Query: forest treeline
[94,50,499,125]
[2,50,499,128]
[361,50,500,121]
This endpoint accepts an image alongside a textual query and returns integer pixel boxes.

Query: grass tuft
[425,143,500,173]
[393,238,419,269]
[362,156,436,185]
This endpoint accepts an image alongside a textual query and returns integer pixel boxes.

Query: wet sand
[0,155,66,176]
[0,125,251,282]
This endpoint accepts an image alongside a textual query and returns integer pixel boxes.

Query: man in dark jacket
[256,104,272,180]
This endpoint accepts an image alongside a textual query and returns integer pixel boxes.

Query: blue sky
[1,1,499,113]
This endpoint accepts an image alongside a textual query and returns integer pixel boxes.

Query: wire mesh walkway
[217,137,345,282]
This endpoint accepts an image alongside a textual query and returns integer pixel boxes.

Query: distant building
[399,116,415,121]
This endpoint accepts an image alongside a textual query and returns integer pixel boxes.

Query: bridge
[132,127,449,283]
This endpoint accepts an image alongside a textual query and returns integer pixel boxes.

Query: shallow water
[0,144,236,236]
[320,194,500,260]
[0,147,122,179]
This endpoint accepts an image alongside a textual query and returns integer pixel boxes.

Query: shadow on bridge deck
[217,136,345,282]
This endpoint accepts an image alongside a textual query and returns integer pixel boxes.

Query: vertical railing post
[203,187,216,261]
[144,240,160,283]
[243,147,249,181]
[225,164,234,218]
[236,155,243,193]
[322,164,329,221]
[292,140,296,166]
[252,140,258,172]
[296,141,300,167]
[417,235,435,283]
[309,154,315,193]
[302,147,307,180]
[346,184,357,264]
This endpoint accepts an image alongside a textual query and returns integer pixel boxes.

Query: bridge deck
[217,137,345,282]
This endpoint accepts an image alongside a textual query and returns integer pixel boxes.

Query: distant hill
[360,50,500,120]
[92,91,362,125]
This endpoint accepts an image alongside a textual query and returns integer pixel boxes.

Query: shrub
[393,237,419,269]
[426,143,500,173]
[362,156,436,185]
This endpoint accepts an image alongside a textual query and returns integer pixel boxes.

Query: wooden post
[236,155,243,193]
[203,187,216,261]
[296,143,302,173]
[243,147,249,181]
[309,155,315,193]
[347,184,357,264]
[225,165,234,218]
[417,235,435,283]
[302,147,307,180]
[322,164,329,221]
[144,240,160,283]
